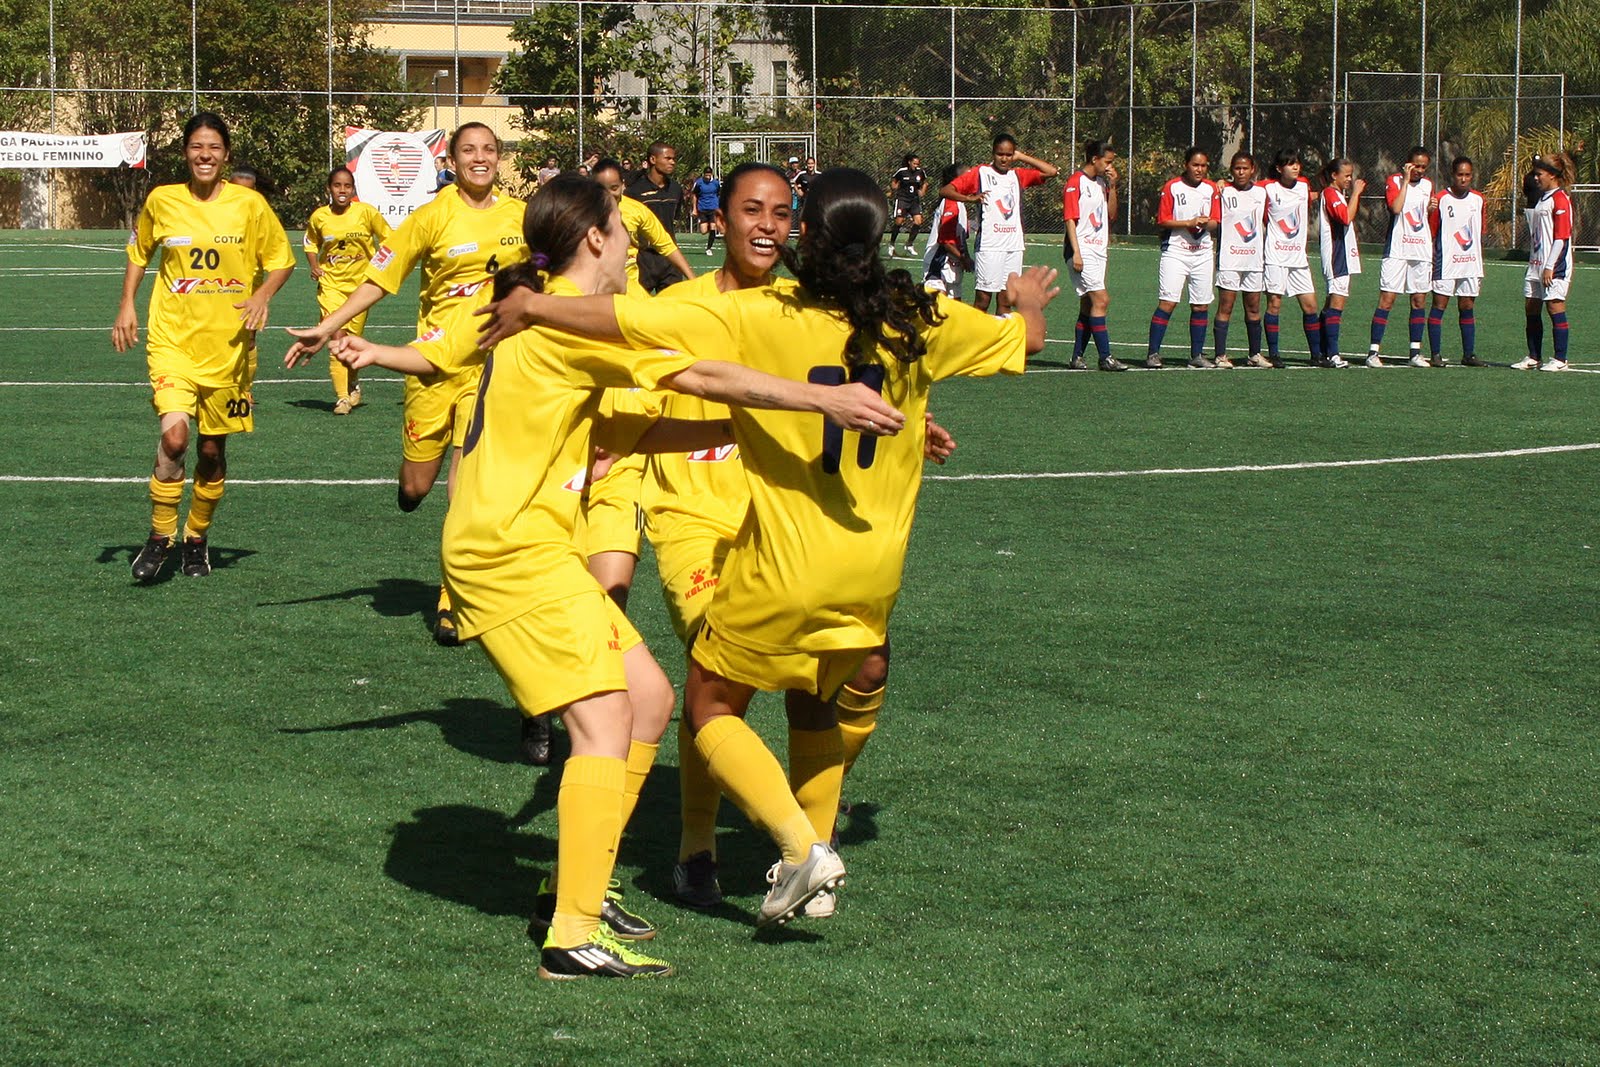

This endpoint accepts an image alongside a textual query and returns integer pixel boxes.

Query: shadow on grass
[99,542,257,584]
[256,576,436,622]
[278,696,528,765]
[385,802,552,918]
[287,398,336,413]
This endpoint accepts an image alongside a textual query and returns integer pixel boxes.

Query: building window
[772,61,788,105]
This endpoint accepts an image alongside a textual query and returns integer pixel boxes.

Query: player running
[886,154,928,258]
[1428,157,1487,367]
[476,168,1058,930]
[1261,148,1323,368]
[690,166,722,253]
[285,123,524,645]
[113,112,295,582]
[1365,146,1435,368]
[1214,151,1268,368]
[1316,157,1364,368]
[1061,140,1123,370]
[1144,147,1220,369]
[302,165,391,414]
[1514,153,1577,371]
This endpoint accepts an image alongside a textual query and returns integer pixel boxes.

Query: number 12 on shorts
[808,363,885,474]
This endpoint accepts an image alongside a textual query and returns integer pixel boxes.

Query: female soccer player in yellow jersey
[476,168,1058,928]
[112,112,295,582]
[285,123,524,644]
[329,174,902,979]
[645,163,953,915]
[302,165,391,415]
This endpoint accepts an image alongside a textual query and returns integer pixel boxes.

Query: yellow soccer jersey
[127,182,294,386]
[304,201,391,296]
[365,186,526,333]
[620,195,679,287]
[642,270,756,549]
[436,275,695,639]
[617,288,1027,654]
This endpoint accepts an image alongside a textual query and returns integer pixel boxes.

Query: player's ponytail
[1319,157,1351,188]
[778,167,944,367]
[495,174,611,297]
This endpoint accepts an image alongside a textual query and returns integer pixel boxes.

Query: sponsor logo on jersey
[994,192,1016,220]
[1234,219,1258,242]
[447,242,479,257]
[1087,209,1104,232]
[444,279,488,299]
[1453,228,1474,251]
[169,276,247,295]
[1404,208,1426,232]
[1275,211,1301,239]
[372,245,394,270]
[415,326,445,343]
[163,236,193,248]
[686,444,738,463]
[126,229,138,246]
[563,468,587,493]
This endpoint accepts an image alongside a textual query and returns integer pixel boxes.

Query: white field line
[0,376,405,387]
[4,443,1594,488]
[923,442,1600,481]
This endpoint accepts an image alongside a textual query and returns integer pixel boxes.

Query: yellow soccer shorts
[148,351,254,436]
[580,454,646,557]
[653,533,734,647]
[402,373,478,463]
[476,590,644,718]
[691,621,870,703]
[317,289,370,336]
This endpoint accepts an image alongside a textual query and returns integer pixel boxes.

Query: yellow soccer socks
[695,715,816,865]
[182,478,225,540]
[149,476,183,540]
[788,726,845,843]
[677,718,721,861]
[835,682,884,777]
[550,754,625,947]
[616,739,659,844]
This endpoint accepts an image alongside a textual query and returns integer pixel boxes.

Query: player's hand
[329,333,379,369]
[475,286,542,349]
[1352,178,1367,196]
[1070,253,1084,273]
[961,254,975,271]
[1428,193,1440,212]
[234,293,272,333]
[284,324,336,368]
[1542,269,1554,286]
[823,382,904,436]
[1007,265,1061,312]
[112,306,139,352]
[924,413,956,465]
[309,264,324,280]
[590,446,620,481]
[1103,163,1120,185]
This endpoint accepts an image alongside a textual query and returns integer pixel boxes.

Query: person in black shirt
[792,156,820,218]
[886,153,929,258]
[625,140,686,291]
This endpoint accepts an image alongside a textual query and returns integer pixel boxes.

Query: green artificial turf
[0,230,1596,1064]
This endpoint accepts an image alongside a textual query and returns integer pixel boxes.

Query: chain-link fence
[0,0,1588,248]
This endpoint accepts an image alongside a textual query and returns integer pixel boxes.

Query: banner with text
[0,131,147,169]
[344,127,447,226]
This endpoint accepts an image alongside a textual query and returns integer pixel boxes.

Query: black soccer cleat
[131,534,173,582]
[432,608,461,647]
[520,715,552,766]
[528,879,657,942]
[180,536,212,578]
[1461,354,1486,367]
[537,927,672,980]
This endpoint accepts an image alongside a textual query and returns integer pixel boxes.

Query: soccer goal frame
[710,132,816,178]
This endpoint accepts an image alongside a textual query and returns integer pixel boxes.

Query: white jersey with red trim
[1216,182,1267,272]
[1318,187,1361,280]
[1431,189,1485,281]
[1526,187,1574,282]
[948,164,1048,253]
[1262,177,1312,268]
[1061,170,1111,258]
[1383,173,1434,262]
[1157,177,1220,255]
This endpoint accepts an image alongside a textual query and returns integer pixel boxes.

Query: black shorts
[697,210,717,226]
[637,248,686,293]
[893,199,923,220]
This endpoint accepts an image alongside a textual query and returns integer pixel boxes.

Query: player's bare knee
[850,648,890,693]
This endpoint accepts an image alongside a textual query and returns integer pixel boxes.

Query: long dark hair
[493,174,611,297]
[183,111,230,152]
[778,167,943,366]
[720,161,788,213]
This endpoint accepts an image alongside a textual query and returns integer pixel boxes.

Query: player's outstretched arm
[1005,265,1061,354]
[475,289,621,348]
[611,416,735,455]
[662,362,904,435]
[284,280,387,367]
[112,262,147,352]
[327,334,439,375]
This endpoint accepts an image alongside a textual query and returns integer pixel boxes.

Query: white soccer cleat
[1407,354,1430,367]
[1364,354,1384,368]
[1511,356,1539,370]
[803,889,836,918]
[1539,358,1570,372]
[758,842,845,927]
[1326,354,1349,368]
